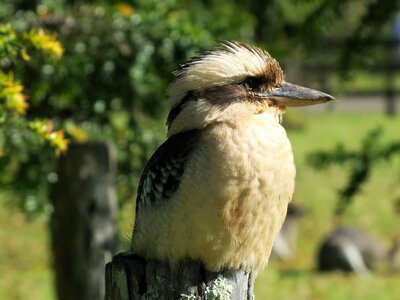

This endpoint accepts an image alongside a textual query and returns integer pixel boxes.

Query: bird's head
[166,41,334,136]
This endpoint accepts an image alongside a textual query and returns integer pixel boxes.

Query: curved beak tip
[322,93,336,102]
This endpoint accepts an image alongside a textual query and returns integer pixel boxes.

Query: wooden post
[51,142,118,300]
[105,253,254,300]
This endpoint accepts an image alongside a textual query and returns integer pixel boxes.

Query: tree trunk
[51,142,118,300]
[105,253,254,300]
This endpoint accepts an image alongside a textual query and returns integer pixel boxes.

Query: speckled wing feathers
[136,129,202,213]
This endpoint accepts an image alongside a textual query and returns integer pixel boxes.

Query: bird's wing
[135,129,202,214]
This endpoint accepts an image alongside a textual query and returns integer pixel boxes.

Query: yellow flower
[0,73,28,114]
[29,120,49,137]
[50,130,69,156]
[29,120,69,155]
[5,92,28,114]
[116,3,135,16]
[23,29,64,61]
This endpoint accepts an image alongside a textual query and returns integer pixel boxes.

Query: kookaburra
[131,41,334,272]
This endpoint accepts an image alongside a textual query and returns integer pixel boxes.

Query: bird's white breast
[132,112,296,271]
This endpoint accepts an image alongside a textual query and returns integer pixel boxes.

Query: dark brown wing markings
[135,129,202,214]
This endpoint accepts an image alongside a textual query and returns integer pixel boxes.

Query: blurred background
[1,0,400,299]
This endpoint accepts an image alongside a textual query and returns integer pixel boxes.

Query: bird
[317,227,400,276]
[131,41,334,272]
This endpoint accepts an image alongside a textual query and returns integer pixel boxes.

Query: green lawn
[255,111,400,300]
[1,112,400,299]
[0,201,54,300]
[336,72,400,94]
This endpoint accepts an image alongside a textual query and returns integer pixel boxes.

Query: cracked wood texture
[105,253,254,300]
[52,142,118,300]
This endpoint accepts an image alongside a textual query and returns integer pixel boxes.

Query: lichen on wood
[105,253,254,300]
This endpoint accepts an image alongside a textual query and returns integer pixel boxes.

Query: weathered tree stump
[51,142,118,300]
[105,253,254,300]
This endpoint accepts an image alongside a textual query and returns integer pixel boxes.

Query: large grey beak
[261,82,335,107]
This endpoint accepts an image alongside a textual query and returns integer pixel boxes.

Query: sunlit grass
[1,112,399,299]
[254,112,400,299]
[256,269,400,300]
[0,201,55,300]
[334,72,400,94]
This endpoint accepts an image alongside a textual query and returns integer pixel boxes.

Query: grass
[1,112,400,299]
[255,111,400,300]
[332,72,400,94]
[0,201,54,300]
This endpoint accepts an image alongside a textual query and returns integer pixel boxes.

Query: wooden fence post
[51,142,118,300]
[105,253,254,300]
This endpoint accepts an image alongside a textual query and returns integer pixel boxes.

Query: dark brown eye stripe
[166,78,274,129]
[241,76,266,90]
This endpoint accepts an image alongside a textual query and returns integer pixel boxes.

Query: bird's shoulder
[136,129,202,212]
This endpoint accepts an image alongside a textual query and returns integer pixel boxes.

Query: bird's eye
[242,76,265,90]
